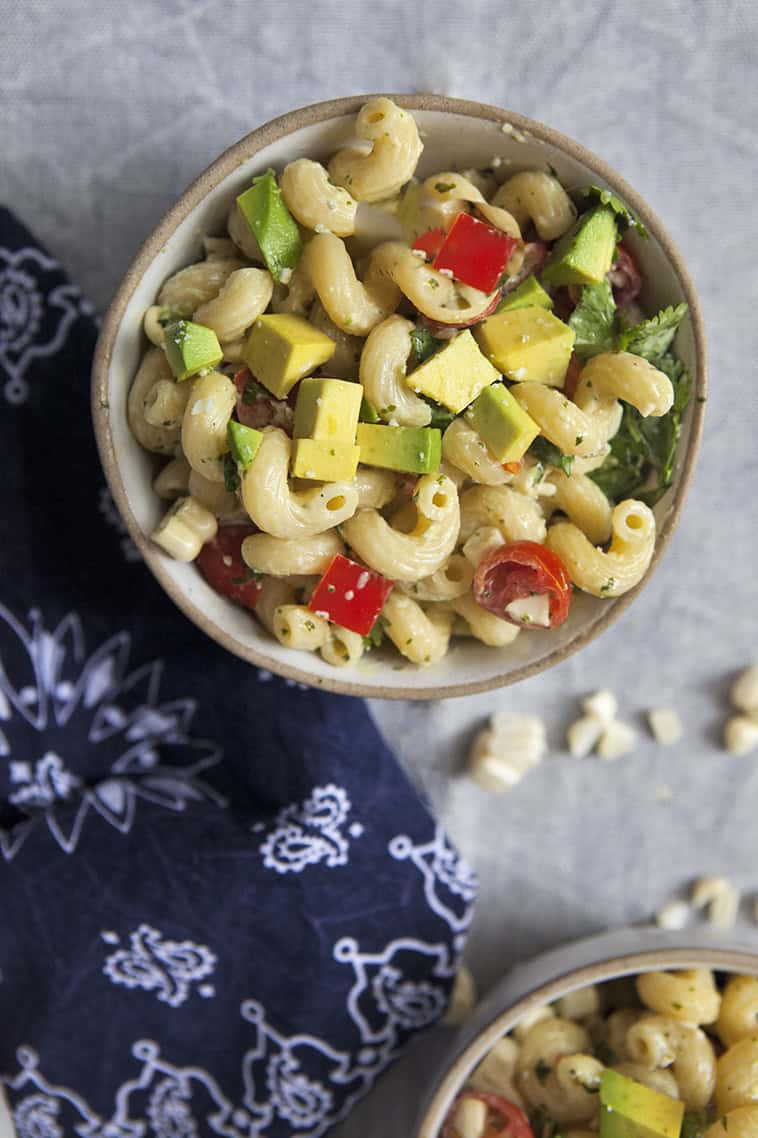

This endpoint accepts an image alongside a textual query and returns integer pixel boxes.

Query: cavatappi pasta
[444,970,758,1138]
[129,98,693,667]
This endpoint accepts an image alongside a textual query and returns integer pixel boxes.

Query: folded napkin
[0,209,476,1137]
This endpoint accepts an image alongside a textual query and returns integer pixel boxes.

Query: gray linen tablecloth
[3,1,757,1132]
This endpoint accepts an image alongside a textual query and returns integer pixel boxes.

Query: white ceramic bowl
[417,927,758,1137]
[92,94,706,699]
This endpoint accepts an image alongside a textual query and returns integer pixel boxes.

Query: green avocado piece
[227,420,263,471]
[408,329,500,414]
[163,319,223,381]
[236,169,303,282]
[542,206,618,286]
[291,438,360,481]
[356,422,441,474]
[293,378,362,442]
[464,383,540,463]
[359,395,381,424]
[243,314,335,398]
[600,1070,684,1138]
[474,308,575,387]
[498,275,553,313]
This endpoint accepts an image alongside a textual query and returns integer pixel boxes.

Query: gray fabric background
[3,1,757,1132]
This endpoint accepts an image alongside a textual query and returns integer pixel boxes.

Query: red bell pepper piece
[308,555,393,636]
[432,212,519,293]
[412,228,447,259]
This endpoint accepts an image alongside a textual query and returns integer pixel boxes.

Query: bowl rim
[92,92,707,700]
[417,935,757,1138]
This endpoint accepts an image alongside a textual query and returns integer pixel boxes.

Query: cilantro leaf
[659,351,694,415]
[590,347,693,505]
[242,376,269,405]
[584,298,691,504]
[158,307,181,327]
[530,436,574,476]
[568,280,618,358]
[362,616,387,651]
[619,303,688,360]
[359,395,380,424]
[223,452,240,492]
[579,185,649,238]
[409,327,444,366]
[681,1110,715,1138]
[423,399,456,430]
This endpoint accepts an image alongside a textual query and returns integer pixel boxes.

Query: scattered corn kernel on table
[3,1,757,1134]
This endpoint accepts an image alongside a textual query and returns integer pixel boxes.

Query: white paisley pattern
[8,752,80,809]
[259,784,357,874]
[102,925,217,1009]
[2,929,464,1138]
[0,245,90,405]
[389,825,478,938]
[0,603,225,860]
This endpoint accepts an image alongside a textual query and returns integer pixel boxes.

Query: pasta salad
[129,97,693,669]
[443,970,758,1138]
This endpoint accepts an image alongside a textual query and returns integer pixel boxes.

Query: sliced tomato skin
[233,367,294,433]
[196,524,261,609]
[396,473,420,499]
[607,243,642,307]
[420,290,501,336]
[500,240,548,293]
[442,1090,535,1138]
[473,540,572,629]
[562,352,583,400]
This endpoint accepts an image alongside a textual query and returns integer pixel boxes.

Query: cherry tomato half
[196,525,261,610]
[443,1091,535,1138]
[473,540,572,630]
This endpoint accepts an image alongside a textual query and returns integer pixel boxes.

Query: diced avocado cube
[291,438,360,481]
[465,383,540,463]
[236,169,302,282]
[163,319,223,381]
[243,314,335,399]
[293,378,362,442]
[408,329,500,414]
[360,395,381,423]
[600,1069,684,1138]
[542,205,618,286]
[356,423,441,474]
[227,420,263,471]
[498,275,554,313]
[474,308,575,388]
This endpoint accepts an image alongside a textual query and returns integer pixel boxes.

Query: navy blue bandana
[0,208,476,1138]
